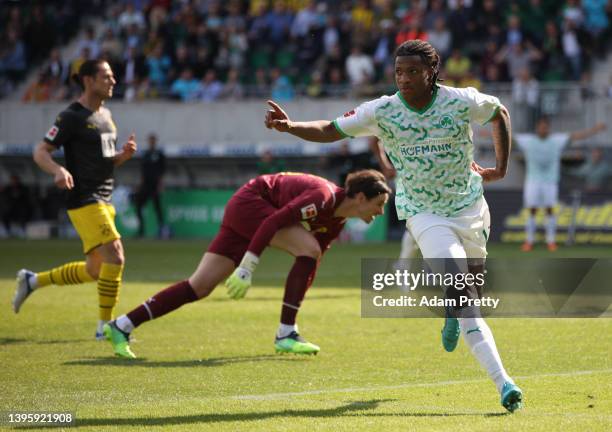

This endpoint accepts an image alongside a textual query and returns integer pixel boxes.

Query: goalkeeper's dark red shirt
[208,172,346,265]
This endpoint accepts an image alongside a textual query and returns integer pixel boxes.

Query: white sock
[399,229,417,259]
[116,315,135,333]
[459,317,513,393]
[526,215,536,244]
[29,273,38,289]
[277,323,298,338]
[546,214,556,244]
[96,319,108,334]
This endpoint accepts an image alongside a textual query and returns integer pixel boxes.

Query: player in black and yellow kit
[12,59,137,339]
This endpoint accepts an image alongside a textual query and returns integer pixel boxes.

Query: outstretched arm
[265,100,343,143]
[569,123,606,143]
[472,105,511,182]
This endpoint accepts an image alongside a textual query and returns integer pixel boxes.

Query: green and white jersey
[515,133,570,183]
[333,85,501,219]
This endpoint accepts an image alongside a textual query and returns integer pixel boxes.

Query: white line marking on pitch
[233,368,612,401]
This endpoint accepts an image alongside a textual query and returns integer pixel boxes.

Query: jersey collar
[396,87,438,115]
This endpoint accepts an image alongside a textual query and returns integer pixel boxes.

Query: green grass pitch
[1,240,610,431]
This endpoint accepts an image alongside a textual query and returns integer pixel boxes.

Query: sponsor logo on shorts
[45,126,59,141]
[300,203,318,220]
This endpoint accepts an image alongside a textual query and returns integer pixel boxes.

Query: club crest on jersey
[45,126,59,141]
[343,110,355,117]
[300,203,318,220]
[437,114,455,129]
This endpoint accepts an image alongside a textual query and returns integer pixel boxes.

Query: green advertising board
[114,188,388,242]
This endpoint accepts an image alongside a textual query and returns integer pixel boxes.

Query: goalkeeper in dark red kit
[105,170,391,358]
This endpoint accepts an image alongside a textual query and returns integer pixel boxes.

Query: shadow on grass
[61,400,506,427]
[63,354,311,368]
[204,293,356,303]
[0,337,27,345]
[344,412,509,418]
[74,400,393,426]
[0,337,90,346]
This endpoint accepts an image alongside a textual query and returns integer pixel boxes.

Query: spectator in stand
[476,0,502,36]
[268,1,294,48]
[69,46,91,86]
[306,70,325,98]
[221,68,244,100]
[226,0,247,31]
[198,69,223,102]
[570,147,611,192]
[561,18,583,80]
[541,20,566,81]
[396,14,427,47]
[373,19,396,79]
[45,48,68,87]
[250,67,269,98]
[204,1,225,31]
[496,40,542,81]
[583,0,609,56]
[444,48,471,87]
[248,2,271,49]
[270,68,295,102]
[345,45,374,87]
[423,0,448,31]
[562,0,584,27]
[505,14,524,49]
[169,44,192,84]
[512,67,540,131]
[100,28,124,64]
[459,67,482,89]
[118,46,148,102]
[291,0,320,39]
[427,16,452,60]
[75,26,101,60]
[170,68,200,101]
[118,2,146,35]
[0,29,27,87]
[146,43,171,90]
[352,0,374,32]
[24,4,56,64]
[447,0,475,49]
[323,14,341,56]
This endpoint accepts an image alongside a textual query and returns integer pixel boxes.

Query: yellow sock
[97,262,123,321]
[36,262,94,288]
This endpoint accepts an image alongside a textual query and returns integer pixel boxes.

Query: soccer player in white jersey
[515,116,606,252]
[264,40,522,412]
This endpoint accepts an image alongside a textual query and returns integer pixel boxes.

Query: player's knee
[102,241,125,265]
[294,239,321,259]
[86,263,100,279]
[188,277,215,299]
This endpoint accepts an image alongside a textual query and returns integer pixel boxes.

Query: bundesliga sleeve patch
[300,203,318,220]
[343,110,355,117]
[45,126,59,141]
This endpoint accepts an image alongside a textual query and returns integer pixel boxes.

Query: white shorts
[406,196,490,263]
[523,181,558,208]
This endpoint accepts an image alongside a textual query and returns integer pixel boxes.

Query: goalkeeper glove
[226,251,259,299]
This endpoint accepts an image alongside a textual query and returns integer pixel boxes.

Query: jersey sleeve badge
[45,126,59,141]
[300,203,318,220]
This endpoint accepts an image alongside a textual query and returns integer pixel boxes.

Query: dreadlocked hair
[394,40,441,90]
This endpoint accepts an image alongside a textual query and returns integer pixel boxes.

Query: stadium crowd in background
[2,0,611,102]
